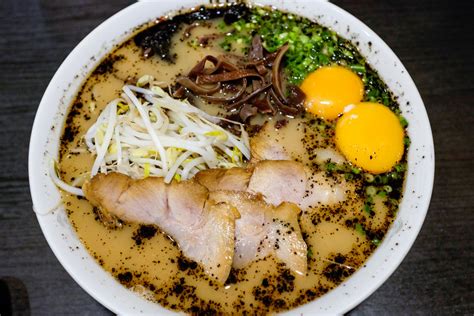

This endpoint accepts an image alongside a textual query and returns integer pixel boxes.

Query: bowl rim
[28,0,434,314]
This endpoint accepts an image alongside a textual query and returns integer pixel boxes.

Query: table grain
[0,0,472,315]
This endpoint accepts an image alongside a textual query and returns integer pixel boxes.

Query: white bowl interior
[29,0,434,314]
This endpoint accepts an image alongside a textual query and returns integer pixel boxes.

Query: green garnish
[307,247,313,258]
[377,190,387,198]
[383,185,393,193]
[394,163,406,173]
[220,8,371,85]
[350,64,366,74]
[364,173,375,183]
[325,162,337,172]
[399,115,409,128]
[344,173,354,181]
[219,6,398,108]
[372,238,381,246]
[404,136,411,147]
[355,223,366,236]
[365,186,377,196]
[363,203,372,215]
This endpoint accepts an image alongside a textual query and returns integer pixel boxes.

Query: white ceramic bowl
[29,0,434,314]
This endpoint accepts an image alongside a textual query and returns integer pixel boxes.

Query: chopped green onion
[355,223,366,236]
[350,64,366,74]
[325,162,337,172]
[404,136,411,146]
[399,115,409,128]
[364,173,375,183]
[218,7,374,85]
[383,185,393,193]
[394,163,406,173]
[389,172,399,180]
[363,203,372,215]
[377,190,387,197]
[366,186,377,196]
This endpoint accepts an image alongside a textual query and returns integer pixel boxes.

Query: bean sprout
[51,76,250,195]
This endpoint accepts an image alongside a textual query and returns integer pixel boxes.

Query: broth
[58,4,406,314]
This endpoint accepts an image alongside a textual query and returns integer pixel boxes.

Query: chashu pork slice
[210,191,307,275]
[247,161,347,208]
[196,160,306,207]
[247,123,349,208]
[195,167,253,192]
[83,173,238,284]
[197,159,348,210]
[249,124,290,162]
[300,170,348,209]
[247,160,307,207]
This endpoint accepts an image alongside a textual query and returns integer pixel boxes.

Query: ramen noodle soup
[54,4,409,314]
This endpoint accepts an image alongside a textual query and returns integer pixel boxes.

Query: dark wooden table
[1,0,472,314]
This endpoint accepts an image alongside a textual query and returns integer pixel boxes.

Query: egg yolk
[300,66,364,120]
[335,102,404,174]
